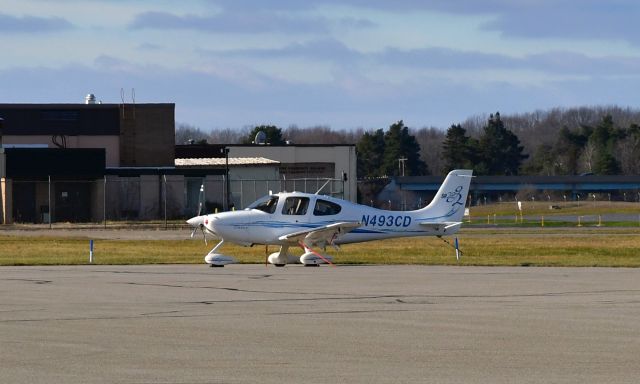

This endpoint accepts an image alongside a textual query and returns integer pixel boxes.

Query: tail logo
[441,185,464,208]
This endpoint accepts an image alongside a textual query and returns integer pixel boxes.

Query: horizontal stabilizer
[419,221,462,233]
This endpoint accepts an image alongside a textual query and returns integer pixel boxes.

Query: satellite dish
[254,131,267,145]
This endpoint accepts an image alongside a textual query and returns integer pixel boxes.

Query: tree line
[175,105,640,177]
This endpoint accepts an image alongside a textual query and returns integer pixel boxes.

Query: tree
[586,115,623,175]
[356,129,385,178]
[616,123,640,174]
[381,120,429,176]
[594,152,621,175]
[552,126,588,174]
[241,125,286,145]
[175,123,210,144]
[476,112,528,175]
[441,124,477,172]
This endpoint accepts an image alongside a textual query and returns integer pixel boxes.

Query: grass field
[2,227,640,267]
[469,200,640,217]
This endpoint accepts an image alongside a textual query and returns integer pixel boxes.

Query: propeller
[189,182,207,244]
[265,245,269,267]
[196,183,204,216]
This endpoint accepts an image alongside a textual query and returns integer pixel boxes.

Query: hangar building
[0,102,357,224]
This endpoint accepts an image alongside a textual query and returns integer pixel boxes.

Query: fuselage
[199,191,462,246]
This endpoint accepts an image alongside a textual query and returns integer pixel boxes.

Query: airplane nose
[187,216,202,227]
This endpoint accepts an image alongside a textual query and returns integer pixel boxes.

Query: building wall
[119,104,175,167]
[228,145,357,201]
[2,135,120,167]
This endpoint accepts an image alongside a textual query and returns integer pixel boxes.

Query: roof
[175,157,280,167]
[175,143,355,159]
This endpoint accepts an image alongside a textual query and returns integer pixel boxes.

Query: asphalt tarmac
[1,265,639,383]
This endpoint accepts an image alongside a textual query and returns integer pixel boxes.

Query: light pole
[221,147,230,210]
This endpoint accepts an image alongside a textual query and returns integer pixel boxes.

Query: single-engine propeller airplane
[187,169,473,267]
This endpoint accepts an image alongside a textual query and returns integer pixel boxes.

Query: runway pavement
[1,265,639,383]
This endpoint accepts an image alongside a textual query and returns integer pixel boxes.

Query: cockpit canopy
[247,194,342,216]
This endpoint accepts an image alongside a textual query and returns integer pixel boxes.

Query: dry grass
[2,228,640,267]
[470,201,640,217]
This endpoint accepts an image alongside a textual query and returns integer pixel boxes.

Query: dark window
[282,197,310,215]
[313,199,342,216]
[253,196,279,214]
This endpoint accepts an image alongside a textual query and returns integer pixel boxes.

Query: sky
[1,0,639,131]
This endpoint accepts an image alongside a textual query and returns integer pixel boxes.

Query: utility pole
[398,157,407,176]
[221,147,230,210]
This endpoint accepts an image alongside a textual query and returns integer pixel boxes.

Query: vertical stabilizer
[416,169,473,222]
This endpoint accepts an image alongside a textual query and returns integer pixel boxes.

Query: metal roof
[175,157,280,167]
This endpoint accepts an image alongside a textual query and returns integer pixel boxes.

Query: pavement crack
[3,278,52,284]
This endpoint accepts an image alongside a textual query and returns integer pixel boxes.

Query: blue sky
[1,0,639,130]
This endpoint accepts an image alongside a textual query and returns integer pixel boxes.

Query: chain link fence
[5,176,346,227]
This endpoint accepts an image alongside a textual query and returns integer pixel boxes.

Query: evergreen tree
[441,124,477,172]
[553,126,588,174]
[241,125,285,145]
[356,129,385,178]
[594,152,621,175]
[380,120,429,176]
[476,112,528,175]
[589,115,622,175]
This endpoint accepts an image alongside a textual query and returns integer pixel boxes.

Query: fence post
[222,174,227,211]
[163,174,167,229]
[103,175,107,229]
[48,175,52,229]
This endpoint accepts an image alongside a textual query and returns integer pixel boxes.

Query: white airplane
[187,169,473,267]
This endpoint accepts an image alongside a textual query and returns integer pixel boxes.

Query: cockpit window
[252,196,279,214]
[282,197,310,215]
[313,199,341,216]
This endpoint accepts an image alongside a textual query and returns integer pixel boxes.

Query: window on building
[313,199,342,216]
[282,197,310,215]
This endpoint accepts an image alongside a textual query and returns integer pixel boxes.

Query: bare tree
[175,123,210,144]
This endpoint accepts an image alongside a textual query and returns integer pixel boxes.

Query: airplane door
[280,196,311,226]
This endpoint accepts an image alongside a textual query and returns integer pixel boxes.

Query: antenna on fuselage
[315,179,332,195]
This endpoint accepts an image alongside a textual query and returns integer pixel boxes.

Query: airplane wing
[278,221,361,246]
[419,221,462,234]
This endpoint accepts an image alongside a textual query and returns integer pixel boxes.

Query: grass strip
[2,229,640,267]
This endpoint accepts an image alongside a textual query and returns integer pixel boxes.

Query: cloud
[220,0,639,46]
[208,38,361,61]
[375,47,640,77]
[204,39,640,80]
[129,10,330,34]
[481,3,640,45]
[0,12,73,33]
[3,54,638,131]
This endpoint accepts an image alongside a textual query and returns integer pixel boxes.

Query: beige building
[1,104,358,224]
[175,144,357,204]
[0,102,177,223]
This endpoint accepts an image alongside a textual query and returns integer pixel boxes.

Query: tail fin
[417,169,473,222]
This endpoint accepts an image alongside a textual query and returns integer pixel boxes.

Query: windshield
[249,195,279,214]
